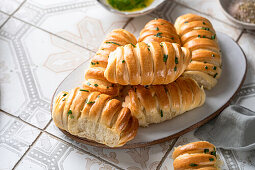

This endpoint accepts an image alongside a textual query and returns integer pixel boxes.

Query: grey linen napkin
[195,105,255,151]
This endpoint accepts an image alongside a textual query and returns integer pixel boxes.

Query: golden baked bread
[104,42,191,85]
[172,141,218,170]
[122,77,205,126]
[52,87,139,147]
[174,13,222,90]
[83,29,137,96]
[138,18,181,45]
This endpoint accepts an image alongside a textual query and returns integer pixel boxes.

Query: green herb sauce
[107,0,154,12]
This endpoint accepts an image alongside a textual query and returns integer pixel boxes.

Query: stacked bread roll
[83,29,137,96]
[52,14,222,147]
[172,141,218,170]
[52,29,139,147]
[52,87,138,147]
[175,14,222,89]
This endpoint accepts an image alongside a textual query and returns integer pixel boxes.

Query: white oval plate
[51,32,247,148]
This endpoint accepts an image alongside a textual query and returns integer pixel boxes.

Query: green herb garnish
[171,37,174,40]
[212,54,215,57]
[163,54,168,63]
[211,151,216,156]
[174,66,177,71]
[86,100,95,104]
[105,41,121,46]
[198,35,201,38]
[204,149,209,153]
[131,43,136,47]
[155,27,159,31]
[70,115,74,119]
[184,21,188,23]
[175,57,178,64]
[63,93,67,97]
[211,35,216,40]
[160,110,163,117]
[203,22,206,25]
[205,66,208,69]
[209,158,214,161]
[154,32,162,38]
[122,60,125,63]
[80,89,89,92]
[94,84,98,87]
[190,163,198,167]
[91,62,96,65]
[148,47,150,51]
[68,110,72,115]
[213,66,217,70]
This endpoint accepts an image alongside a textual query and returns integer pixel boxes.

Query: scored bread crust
[174,13,222,90]
[138,18,181,45]
[83,29,137,96]
[172,141,218,170]
[122,77,205,126]
[52,87,139,147]
[104,42,191,85]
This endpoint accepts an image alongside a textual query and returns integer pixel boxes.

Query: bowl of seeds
[219,0,255,30]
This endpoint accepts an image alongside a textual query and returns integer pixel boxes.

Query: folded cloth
[195,105,255,151]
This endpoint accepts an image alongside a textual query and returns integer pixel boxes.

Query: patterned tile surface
[46,121,174,170]
[15,133,117,170]
[0,0,25,14]
[0,17,93,129]
[0,111,40,170]
[0,0,255,169]
[0,11,9,27]
[14,0,130,51]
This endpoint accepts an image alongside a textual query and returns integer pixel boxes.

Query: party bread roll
[139,18,181,45]
[104,42,191,85]
[83,29,137,96]
[122,77,205,126]
[172,141,219,170]
[174,13,222,90]
[52,87,139,147]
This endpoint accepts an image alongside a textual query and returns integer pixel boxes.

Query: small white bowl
[218,0,255,30]
[97,0,166,17]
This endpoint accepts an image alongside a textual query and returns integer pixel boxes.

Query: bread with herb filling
[83,29,137,96]
[104,42,191,85]
[52,87,139,147]
[174,13,222,90]
[172,141,219,170]
[138,18,181,45]
[122,77,205,126]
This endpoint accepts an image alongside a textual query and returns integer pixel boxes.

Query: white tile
[0,111,40,170]
[175,0,241,28]
[0,18,93,128]
[15,133,117,170]
[0,11,9,26]
[0,0,24,14]
[238,33,255,85]
[46,121,174,170]
[14,0,130,51]
[170,4,242,41]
